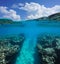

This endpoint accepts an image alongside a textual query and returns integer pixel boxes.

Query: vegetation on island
[0,19,13,24]
[0,13,60,24]
[48,13,60,20]
[36,12,60,21]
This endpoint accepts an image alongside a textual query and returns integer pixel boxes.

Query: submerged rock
[36,35,60,64]
[0,34,25,64]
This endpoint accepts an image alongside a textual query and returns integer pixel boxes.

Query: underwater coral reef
[37,34,60,64]
[0,34,25,64]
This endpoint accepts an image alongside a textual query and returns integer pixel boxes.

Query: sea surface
[0,20,60,64]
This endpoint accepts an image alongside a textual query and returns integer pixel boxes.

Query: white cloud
[12,3,24,8]
[12,4,18,8]
[19,3,24,6]
[18,2,60,19]
[0,6,21,21]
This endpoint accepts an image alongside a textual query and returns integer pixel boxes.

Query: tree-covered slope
[0,19,13,24]
[36,13,60,21]
[0,12,60,24]
[48,13,60,21]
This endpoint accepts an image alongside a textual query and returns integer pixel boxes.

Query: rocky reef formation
[37,34,60,64]
[0,34,25,64]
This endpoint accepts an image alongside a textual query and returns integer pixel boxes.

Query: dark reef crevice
[55,49,60,64]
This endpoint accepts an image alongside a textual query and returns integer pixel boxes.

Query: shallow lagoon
[0,20,60,64]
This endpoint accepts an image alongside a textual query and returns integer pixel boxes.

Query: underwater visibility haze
[0,19,60,64]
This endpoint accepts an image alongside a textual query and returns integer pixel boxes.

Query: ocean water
[0,20,60,64]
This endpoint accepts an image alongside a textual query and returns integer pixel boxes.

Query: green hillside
[36,13,60,21]
[0,19,13,24]
[0,13,60,24]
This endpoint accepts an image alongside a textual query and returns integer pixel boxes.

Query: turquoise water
[0,20,60,64]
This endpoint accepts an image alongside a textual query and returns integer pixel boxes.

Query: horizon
[0,12,60,22]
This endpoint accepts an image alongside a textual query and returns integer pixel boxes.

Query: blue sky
[0,0,60,7]
[0,0,60,21]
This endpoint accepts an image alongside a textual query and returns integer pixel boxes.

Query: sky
[0,0,60,21]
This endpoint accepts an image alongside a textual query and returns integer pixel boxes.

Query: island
[0,13,60,25]
[35,12,60,21]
